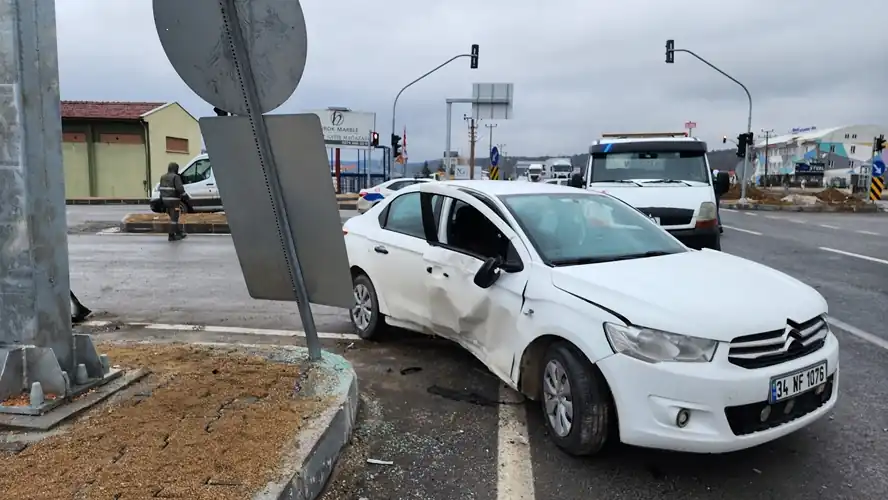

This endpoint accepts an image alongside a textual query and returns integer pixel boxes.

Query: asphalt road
[69,209,888,499]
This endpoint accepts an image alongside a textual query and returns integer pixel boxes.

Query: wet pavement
[68,210,888,499]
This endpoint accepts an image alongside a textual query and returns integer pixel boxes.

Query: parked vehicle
[149,154,221,213]
[579,132,729,250]
[342,180,838,456]
[356,177,434,214]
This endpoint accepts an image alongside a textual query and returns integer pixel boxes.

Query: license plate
[770,361,827,403]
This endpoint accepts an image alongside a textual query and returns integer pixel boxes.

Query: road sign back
[152,0,308,115]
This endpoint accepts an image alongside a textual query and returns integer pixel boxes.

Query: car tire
[539,341,614,456]
[178,200,192,214]
[350,273,385,340]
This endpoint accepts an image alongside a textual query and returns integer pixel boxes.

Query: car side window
[181,159,211,184]
[445,199,519,263]
[381,192,442,238]
[388,180,412,191]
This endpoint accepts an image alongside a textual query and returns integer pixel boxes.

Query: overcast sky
[55,0,887,161]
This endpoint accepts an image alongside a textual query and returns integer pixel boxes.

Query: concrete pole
[0,0,75,371]
[445,100,452,172]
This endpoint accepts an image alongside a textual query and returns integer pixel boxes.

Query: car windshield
[500,193,688,266]
[590,150,709,184]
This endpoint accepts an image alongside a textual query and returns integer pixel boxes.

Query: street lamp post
[666,40,753,203]
[390,45,479,177]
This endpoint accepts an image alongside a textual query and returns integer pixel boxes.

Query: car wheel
[351,273,384,340]
[540,341,614,456]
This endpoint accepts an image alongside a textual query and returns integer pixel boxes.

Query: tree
[421,160,432,178]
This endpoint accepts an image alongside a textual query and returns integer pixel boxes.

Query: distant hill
[333,148,744,177]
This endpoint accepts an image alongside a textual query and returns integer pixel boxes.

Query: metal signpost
[1,0,118,420]
[153,0,352,361]
[445,83,514,179]
[490,146,500,180]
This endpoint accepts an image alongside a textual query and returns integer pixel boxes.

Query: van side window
[181,159,212,184]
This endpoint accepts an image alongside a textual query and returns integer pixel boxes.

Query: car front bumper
[665,224,719,248]
[596,331,840,454]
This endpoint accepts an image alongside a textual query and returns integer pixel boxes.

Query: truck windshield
[590,150,709,184]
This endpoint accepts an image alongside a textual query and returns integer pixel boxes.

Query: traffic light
[722,135,727,144]
[391,134,402,158]
[665,39,674,64]
[735,132,753,157]
[470,44,479,69]
[371,131,379,148]
[875,134,886,153]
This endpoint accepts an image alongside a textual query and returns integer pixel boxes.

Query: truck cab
[579,132,729,250]
[526,163,544,182]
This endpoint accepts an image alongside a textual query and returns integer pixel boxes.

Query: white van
[579,134,728,250]
[149,154,222,213]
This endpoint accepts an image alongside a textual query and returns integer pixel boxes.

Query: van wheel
[540,341,614,456]
[351,273,385,340]
[178,200,192,214]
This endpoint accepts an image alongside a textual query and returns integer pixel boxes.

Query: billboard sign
[308,109,375,149]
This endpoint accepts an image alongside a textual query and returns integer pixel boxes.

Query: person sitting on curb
[158,162,189,241]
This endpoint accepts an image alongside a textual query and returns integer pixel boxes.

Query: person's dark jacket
[158,163,187,202]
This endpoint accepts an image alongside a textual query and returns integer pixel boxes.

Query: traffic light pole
[390,53,472,177]
[670,48,753,202]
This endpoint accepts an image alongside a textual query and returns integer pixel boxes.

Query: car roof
[429,180,603,197]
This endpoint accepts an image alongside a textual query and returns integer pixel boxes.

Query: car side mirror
[569,173,584,188]
[473,257,502,289]
[714,172,730,196]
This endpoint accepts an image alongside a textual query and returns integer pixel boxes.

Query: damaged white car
[342,181,839,456]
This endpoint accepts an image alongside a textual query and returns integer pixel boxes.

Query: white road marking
[788,218,806,224]
[856,230,880,236]
[497,385,535,500]
[819,224,839,230]
[80,320,360,340]
[721,208,738,213]
[764,215,781,220]
[826,317,888,352]
[723,225,762,235]
[819,247,888,265]
[743,212,759,216]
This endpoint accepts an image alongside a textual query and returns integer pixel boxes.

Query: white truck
[576,132,729,250]
[525,163,544,182]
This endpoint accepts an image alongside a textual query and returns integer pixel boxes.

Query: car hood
[550,250,827,342]
[588,184,712,211]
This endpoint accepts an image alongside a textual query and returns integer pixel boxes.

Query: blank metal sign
[199,113,352,309]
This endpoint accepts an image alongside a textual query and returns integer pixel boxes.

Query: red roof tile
[60,101,167,120]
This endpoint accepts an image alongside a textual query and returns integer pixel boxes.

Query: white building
[752,124,886,184]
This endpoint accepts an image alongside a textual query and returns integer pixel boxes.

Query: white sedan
[356,177,433,213]
[342,180,839,456]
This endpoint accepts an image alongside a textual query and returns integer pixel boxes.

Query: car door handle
[374,245,388,254]
[206,183,215,186]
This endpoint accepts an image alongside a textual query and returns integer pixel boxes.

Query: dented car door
[419,188,531,382]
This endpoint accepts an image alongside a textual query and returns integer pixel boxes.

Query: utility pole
[465,115,478,180]
[485,123,498,149]
[497,143,508,178]
[761,129,775,187]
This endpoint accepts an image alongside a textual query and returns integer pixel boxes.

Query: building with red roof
[61,101,200,199]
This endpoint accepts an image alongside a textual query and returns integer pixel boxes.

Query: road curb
[120,217,231,234]
[251,348,359,500]
[720,201,879,213]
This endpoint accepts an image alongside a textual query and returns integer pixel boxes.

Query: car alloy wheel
[352,283,373,331]
[540,341,614,456]
[543,359,573,437]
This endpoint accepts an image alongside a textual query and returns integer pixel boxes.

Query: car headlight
[698,201,717,221]
[603,323,718,363]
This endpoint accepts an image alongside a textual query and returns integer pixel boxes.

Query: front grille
[637,207,693,226]
[724,374,834,436]
[728,316,828,369]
